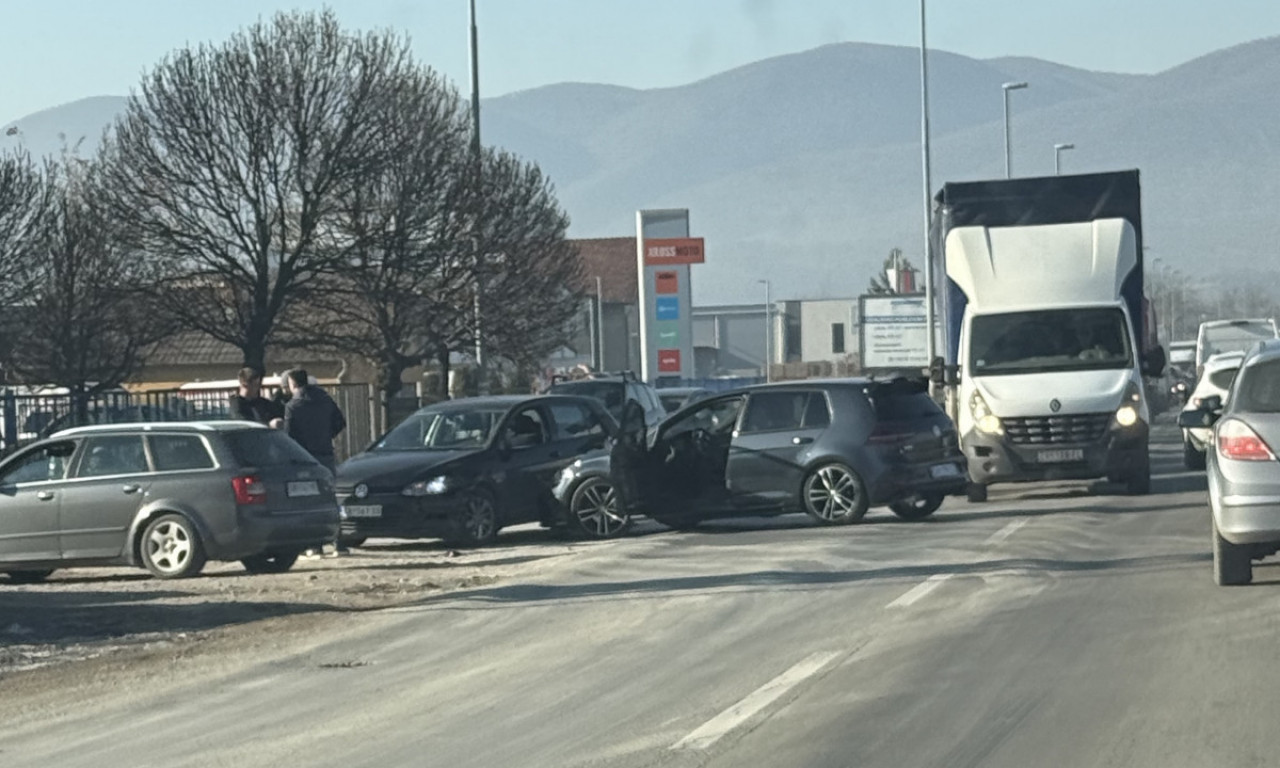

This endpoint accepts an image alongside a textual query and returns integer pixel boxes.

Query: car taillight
[1218,420,1276,462]
[232,474,267,504]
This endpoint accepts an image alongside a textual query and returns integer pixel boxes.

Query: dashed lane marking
[886,573,953,609]
[984,518,1030,546]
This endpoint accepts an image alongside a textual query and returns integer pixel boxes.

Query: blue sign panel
[656,296,680,321]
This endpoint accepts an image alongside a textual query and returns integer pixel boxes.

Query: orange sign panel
[655,270,679,294]
[643,237,705,266]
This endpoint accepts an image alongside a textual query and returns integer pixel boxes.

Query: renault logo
[1050,399,1062,413]
[354,484,369,499]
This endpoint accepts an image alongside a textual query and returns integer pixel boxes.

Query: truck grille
[1004,413,1110,445]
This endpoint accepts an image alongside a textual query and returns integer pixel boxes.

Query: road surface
[5,419,1278,767]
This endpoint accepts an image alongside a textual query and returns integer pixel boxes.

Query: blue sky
[2,0,1278,124]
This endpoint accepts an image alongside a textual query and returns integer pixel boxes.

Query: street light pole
[1002,81,1028,179]
[1054,142,1075,175]
[919,0,937,370]
[595,275,605,369]
[758,279,771,382]
[469,0,486,395]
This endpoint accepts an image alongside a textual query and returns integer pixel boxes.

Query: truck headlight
[970,391,1003,436]
[403,476,450,496]
[1114,382,1143,428]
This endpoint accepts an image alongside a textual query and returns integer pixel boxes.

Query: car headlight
[969,391,1003,435]
[1114,382,1143,428]
[402,476,450,496]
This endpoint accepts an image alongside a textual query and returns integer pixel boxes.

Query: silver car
[1180,340,1280,585]
[0,421,338,582]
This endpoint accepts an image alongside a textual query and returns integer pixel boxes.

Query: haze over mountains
[4,38,1278,305]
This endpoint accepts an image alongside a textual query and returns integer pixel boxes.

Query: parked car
[544,372,667,434]
[1181,351,1245,470]
[553,377,968,531]
[0,421,338,583]
[1180,339,1280,585]
[656,386,711,414]
[335,394,619,547]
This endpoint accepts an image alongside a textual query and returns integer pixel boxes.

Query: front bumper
[963,421,1149,486]
[336,492,468,540]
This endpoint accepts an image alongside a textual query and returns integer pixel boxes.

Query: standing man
[282,369,347,557]
[228,367,284,426]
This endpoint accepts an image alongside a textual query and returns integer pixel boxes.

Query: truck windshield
[970,308,1133,376]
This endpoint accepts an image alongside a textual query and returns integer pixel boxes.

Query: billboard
[859,294,929,371]
[636,211,700,382]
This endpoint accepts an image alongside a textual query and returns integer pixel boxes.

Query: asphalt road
[7,418,1280,767]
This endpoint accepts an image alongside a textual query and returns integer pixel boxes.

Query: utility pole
[1002,81,1028,178]
[469,0,486,394]
[919,0,936,369]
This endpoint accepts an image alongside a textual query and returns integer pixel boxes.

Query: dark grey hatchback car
[0,422,338,582]
[553,377,968,531]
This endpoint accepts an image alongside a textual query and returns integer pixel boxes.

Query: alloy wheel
[804,464,866,524]
[571,479,629,538]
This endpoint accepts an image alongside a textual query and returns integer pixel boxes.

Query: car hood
[974,369,1132,417]
[337,449,478,488]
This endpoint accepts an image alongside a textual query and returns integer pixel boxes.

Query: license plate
[342,504,382,518]
[287,481,320,497]
[930,463,962,479]
[1037,449,1084,463]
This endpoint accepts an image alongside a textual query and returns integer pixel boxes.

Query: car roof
[50,420,267,438]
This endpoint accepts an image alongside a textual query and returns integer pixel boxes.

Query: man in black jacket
[228,367,284,426]
[282,368,346,475]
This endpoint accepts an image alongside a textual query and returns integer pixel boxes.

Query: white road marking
[886,573,953,609]
[984,518,1030,546]
[670,651,841,751]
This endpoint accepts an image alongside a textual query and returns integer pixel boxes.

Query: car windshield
[969,308,1133,376]
[1200,323,1276,362]
[376,408,507,451]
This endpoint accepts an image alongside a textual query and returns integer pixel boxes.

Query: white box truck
[930,170,1166,501]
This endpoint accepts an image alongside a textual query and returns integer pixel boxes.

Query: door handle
[122,484,141,494]
[792,436,815,446]
[36,490,54,501]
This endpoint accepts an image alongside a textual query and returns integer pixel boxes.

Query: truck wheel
[1213,519,1252,586]
[1126,454,1152,495]
[966,483,988,503]
[1183,437,1206,471]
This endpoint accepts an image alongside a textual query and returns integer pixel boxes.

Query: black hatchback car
[335,395,617,547]
[553,377,967,530]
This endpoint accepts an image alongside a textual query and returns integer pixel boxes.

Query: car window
[149,434,216,471]
[225,429,317,466]
[803,392,832,428]
[867,382,943,422]
[664,396,746,440]
[741,392,808,433]
[550,402,604,439]
[504,407,548,449]
[1208,367,1240,390]
[1234,359,1280,413]
[77,435,150,478]
[0,441,74,485]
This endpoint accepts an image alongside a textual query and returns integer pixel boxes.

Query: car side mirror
[1202,394,1223,412]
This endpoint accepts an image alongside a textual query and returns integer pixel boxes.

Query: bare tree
[286,66,474,419]
[97,10,416,370]
[0,151,49,311]
[3,157,171,408]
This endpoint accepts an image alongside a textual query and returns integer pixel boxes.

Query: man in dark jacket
[228,367,284,426]
[282,368,346,475]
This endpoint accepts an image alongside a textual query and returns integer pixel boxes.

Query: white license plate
[287,481,320,497]
[930,463,962,479]
[343,504,382,518]
[1037,449,1084,463]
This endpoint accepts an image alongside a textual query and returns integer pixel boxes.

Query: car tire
[5,569,55,584]
[1213,519,1252,586]
[447,488,500,547]
[241,552,301,574]
[567,478,631,539]
[966,483,988,503]
[1125,454,1152,496]
[889,493,944,521]
[1183,437,1206,471]
[650,514,701,531]
[139,514,207,579]
[802,463,869,525]
[337,535,367,549]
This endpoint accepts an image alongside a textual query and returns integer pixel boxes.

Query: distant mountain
[4,38,1278,305]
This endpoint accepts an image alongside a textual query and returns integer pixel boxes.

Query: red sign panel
[644,238,705,266]
[655,270,679,295]
[657,349,681,373]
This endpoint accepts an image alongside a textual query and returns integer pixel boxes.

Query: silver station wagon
[0,421,339,582]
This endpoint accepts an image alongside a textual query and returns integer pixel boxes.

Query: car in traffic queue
[1180,339,1280,585]
[656,386,712,414]
[553,377,969,531]
[544,371,669,436]
[1181,350,1244,470]
[0,421,338,583]
[334,394,620,547]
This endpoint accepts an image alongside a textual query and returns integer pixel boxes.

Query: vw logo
[354,484,369,499]
[1050,399,1062,413]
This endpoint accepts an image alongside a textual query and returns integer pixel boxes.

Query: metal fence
[1,383,379,462]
